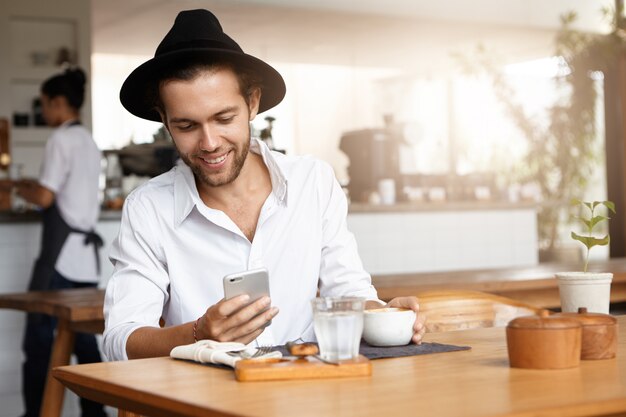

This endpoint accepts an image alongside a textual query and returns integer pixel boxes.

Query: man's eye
[217,116,235,124]
[176,124,194,131]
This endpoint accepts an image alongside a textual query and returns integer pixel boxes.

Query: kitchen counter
[0,200,539,274]
[0,209,122,223]
[348,200,537,213]
[0,201,535,221]
[347,201,538,273]
[0,210,41,223]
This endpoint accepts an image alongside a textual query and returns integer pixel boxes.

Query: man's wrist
[192,316,201,342]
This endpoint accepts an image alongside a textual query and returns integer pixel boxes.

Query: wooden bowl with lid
[553,307,617,360]
[506,311,582,369]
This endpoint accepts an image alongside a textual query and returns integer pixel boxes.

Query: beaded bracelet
[193,317,201,342]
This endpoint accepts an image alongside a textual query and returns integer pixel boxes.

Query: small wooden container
[554,307,618,360]
[506,311,582,369]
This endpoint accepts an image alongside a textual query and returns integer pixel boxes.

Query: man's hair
[148,58,263,121]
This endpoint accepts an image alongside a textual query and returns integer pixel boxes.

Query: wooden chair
[416,290,550,333]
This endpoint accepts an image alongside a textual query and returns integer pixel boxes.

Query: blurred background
[1,0,626,415]
[100,0,620,266]
[1,0,623,272]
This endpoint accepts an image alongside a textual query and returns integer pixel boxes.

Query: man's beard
[178,135,251,188]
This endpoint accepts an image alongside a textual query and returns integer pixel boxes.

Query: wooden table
[0,288,105,417]
[373,258,626,308]
[53,316,626,417]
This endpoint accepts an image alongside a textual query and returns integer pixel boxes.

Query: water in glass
[312,297,364,361]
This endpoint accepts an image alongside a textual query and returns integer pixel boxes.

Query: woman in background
[15,68,106,417]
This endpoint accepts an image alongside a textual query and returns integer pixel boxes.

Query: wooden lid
[554,307,617,326]
[507,311,581,330]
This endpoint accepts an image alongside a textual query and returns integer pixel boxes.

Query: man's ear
[248,88,261,121]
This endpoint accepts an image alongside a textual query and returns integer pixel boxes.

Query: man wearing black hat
[103,9,425,361]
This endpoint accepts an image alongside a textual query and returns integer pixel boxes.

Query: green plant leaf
[602,200,616,213]
[574,215,609,229]
[590,215,609,228]
[571,232,610,249]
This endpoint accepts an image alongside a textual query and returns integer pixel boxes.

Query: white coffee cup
[362,307,416,347]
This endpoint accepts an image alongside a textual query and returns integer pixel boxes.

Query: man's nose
[199,125,220,151]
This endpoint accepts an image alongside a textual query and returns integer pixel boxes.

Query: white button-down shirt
[103,138,379,361]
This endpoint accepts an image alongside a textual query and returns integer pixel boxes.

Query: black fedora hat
[120,9,286,122]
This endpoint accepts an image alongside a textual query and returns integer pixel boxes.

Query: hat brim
[120,48,286,122]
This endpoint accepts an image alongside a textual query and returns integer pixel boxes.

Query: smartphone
[223,267,272,326]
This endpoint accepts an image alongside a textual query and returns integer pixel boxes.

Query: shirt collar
[173,137,289,227]
[251,138,288,205]
[59,119,80,129]
[173,162,199,227]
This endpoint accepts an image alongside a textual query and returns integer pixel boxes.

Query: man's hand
[196,295,279,344]
[126,295,279,359]
[386,296,426,344]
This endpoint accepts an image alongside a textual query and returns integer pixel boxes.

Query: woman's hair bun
[65,67,86,89]
[42,66,87,110]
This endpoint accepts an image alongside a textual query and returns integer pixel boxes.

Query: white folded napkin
[170,340,282,368]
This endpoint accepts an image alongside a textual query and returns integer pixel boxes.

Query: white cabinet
[347,204,539,274]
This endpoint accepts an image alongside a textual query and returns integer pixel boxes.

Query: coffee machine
[339,128,402,203]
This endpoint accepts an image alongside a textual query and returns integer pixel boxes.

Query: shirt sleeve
[39,133,69,193]
[102,192,170,361]
[316,161,382,303]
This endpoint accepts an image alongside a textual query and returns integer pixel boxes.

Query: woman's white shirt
[38,121,102,282]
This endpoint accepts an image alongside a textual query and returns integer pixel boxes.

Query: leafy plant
[452,7,626,254]
[570,199,615,272]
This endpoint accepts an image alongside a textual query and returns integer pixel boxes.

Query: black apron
[28,121,104,291]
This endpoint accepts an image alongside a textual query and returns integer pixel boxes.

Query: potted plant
[555,199,615,313]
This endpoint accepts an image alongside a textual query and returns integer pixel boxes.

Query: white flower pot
[555,272,613,314]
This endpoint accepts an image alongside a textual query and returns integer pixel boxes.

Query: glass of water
[311,297,365,361]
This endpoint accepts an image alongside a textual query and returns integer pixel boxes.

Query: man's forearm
[127,299,385,359]
[126,323,196,359]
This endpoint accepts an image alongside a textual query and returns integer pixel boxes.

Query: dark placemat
[359,341,470,359]
[272,341,470,359]
[178,340,471,370]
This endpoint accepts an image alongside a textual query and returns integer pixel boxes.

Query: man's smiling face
[160,66,260,188]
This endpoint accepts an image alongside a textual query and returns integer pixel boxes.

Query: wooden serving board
[234,355,372,382]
